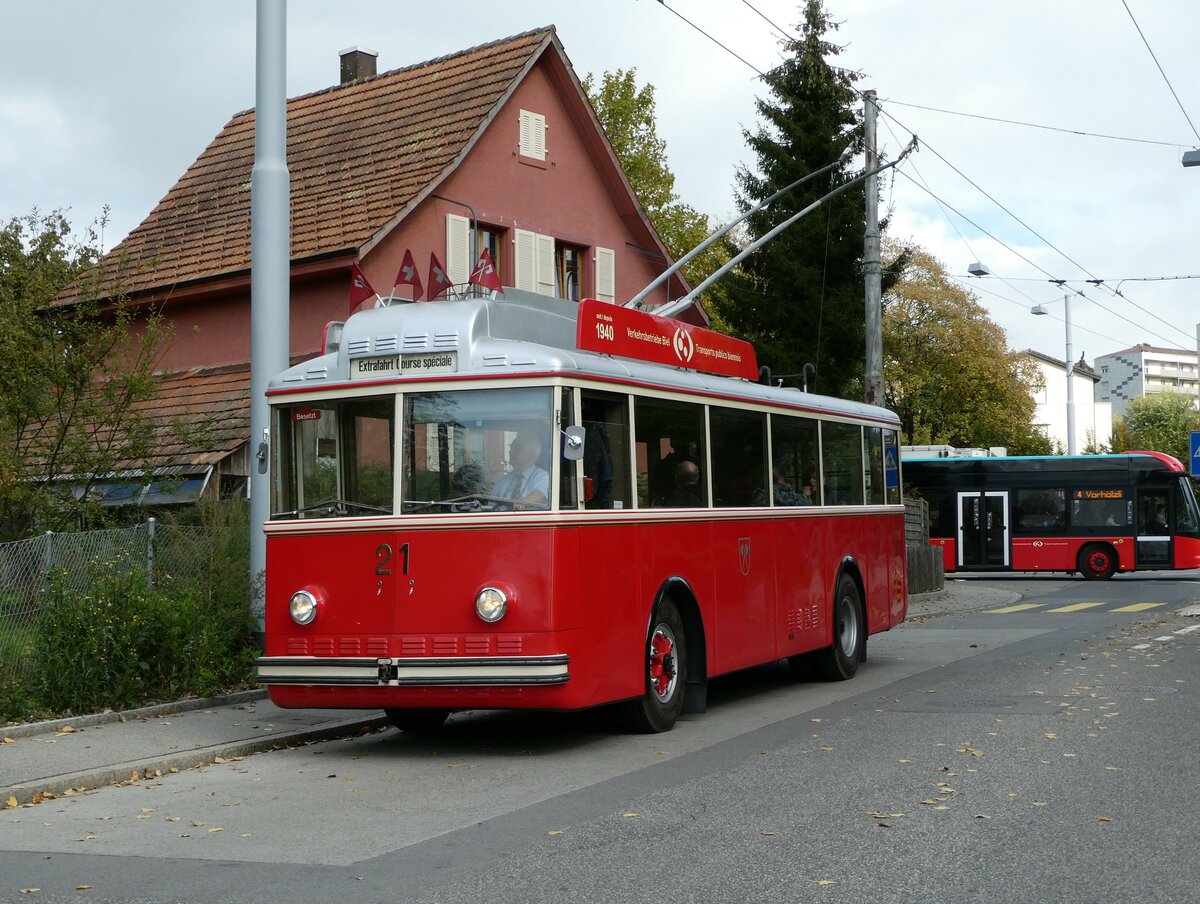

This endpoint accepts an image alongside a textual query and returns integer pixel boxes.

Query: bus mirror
[563,426,586,461]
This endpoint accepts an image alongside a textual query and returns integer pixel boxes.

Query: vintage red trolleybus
[256,289,908,732]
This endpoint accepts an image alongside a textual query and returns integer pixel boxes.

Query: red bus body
[905,451,1200,580]
[258,290,908,727]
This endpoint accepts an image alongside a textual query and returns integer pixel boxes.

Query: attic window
[519,109,546,161]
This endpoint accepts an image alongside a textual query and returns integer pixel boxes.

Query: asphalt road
[2,573,1198,904]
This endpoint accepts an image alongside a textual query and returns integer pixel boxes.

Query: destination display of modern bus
[903,451,1200,580]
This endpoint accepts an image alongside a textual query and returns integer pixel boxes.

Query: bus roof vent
[402,333,429,352]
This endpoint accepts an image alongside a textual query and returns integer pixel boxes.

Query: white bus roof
[269,288,899,426]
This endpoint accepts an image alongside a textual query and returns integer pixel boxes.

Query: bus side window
[770,413,820,506]
[634,397,707,508]
[581,390,631,510]
[822,422,865,505]
[710,408,767,507]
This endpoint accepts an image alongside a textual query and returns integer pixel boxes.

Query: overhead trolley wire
[739,0,793,43]
[653,0,1195,347]
[880,106,1196,345]
[1121,0,1200,143]
[883,99,1191,148]
[656,1,767,78]
[894,168,1181,349]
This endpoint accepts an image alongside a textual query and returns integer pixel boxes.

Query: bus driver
[492,432,550,508]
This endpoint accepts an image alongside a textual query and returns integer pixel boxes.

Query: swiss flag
[468,248,502,293]
[427,252,454,301]
[348,263,378,315]
[393,249,424,301]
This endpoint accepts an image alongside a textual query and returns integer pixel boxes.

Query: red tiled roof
[57,28,555,305]
[133,365,251,472]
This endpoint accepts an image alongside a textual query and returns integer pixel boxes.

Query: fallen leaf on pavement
[1097,815,1114,823]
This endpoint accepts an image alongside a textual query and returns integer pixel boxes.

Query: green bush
[10,500,258,720]
[35,563,157,714]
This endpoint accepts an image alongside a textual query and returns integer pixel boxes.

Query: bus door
[957,491,1009,569]
[1135,489,1172,567]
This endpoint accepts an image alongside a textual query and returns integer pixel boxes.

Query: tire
[624,600,688,733]
[811,573,865,681]
[1078,543,1117,581]
[384,708,450,733]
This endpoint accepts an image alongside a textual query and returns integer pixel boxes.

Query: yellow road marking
[1046,602,1106,613]
[1110,603,1164,613]
[987,603,1046,613]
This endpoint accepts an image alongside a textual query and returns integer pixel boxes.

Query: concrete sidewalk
[2,689,387,806]
[1,581,1014,807]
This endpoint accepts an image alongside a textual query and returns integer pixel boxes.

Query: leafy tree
[710,0,901,398]
[1112,391,1200,464]
[882,244,1049,453]
[0,210,170,540]
[583,68,728,295]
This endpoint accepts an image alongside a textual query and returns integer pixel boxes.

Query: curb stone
[2,688,269,740]
[2,711,387,806]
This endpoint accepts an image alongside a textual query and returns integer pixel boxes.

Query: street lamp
[1031,295,1076,455]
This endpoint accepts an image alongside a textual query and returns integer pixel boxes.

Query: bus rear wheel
[811,574,864,681]
[384,708,450,733]
[1078,544,1117,580]
[625,600,687,733]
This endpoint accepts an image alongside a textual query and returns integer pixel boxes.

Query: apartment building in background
[1094,344,1200,418]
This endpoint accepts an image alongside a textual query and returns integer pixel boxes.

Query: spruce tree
[711,0,869,398]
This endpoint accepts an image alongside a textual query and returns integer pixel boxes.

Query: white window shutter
[535,233,556,297]
[595,247,616,303]
[519,109,546,160]
[446,214,471,286]
[514,229,536,292]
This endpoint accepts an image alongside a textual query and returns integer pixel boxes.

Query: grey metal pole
[249,0,290,631]
[1064,294,1076,455]
[863,90,884,408]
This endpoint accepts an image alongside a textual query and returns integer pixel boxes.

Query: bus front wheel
[384,708,450,733]
[1078,544,1117,580]
[811,574,864,681]
[625,600,688,733]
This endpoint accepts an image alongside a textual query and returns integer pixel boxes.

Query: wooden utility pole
[863,89,883,407]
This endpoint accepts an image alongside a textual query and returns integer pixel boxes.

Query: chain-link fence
[0,520,213,692]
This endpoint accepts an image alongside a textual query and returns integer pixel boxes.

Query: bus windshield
[272,396,395,519]
[402,387,555,513]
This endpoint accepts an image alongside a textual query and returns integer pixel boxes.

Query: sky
[2,0,1198,364]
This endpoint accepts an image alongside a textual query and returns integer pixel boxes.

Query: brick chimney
[339,47,378,84]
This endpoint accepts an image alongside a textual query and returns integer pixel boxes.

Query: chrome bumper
[255,654,570,687]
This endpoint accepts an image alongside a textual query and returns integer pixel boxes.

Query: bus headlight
[475,586,508,623]
[289,589,320,625]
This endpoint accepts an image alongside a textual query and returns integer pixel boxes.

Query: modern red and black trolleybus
[256,289,908,732]
[903,451,1200,580]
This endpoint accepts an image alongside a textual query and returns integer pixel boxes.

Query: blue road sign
[884,446,899,488]
[1191,431,1200,477]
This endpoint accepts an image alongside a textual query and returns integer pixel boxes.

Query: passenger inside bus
[754,468,805,506]
[665,460,703,507]
[492,433,550,508]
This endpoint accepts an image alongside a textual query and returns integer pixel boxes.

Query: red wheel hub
[1088,551,1110,571]
[649,630,676,698]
